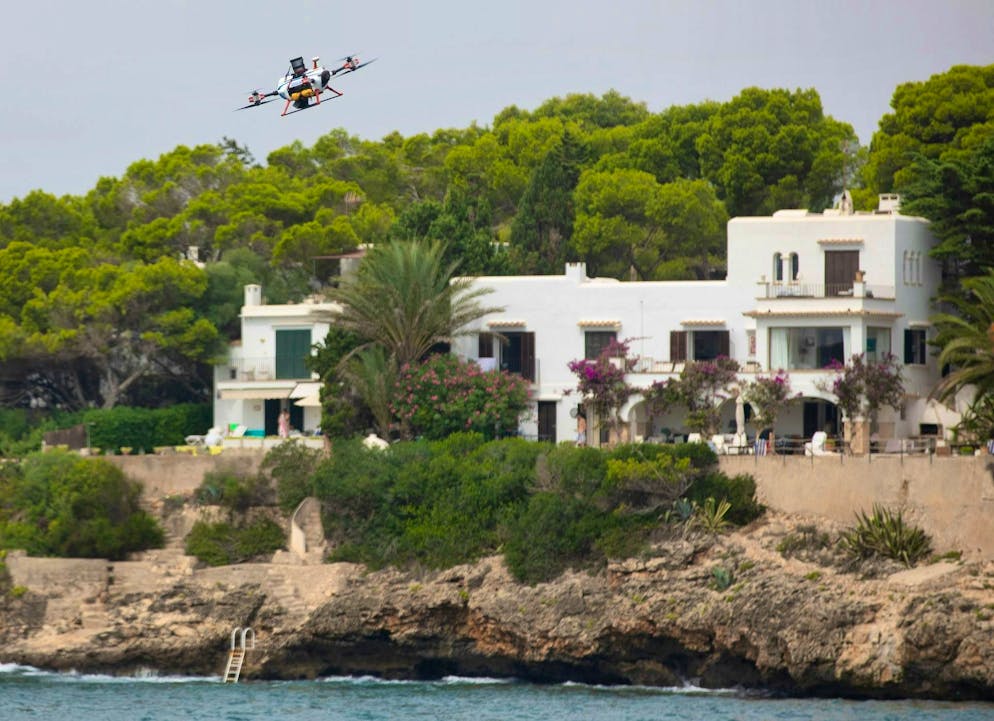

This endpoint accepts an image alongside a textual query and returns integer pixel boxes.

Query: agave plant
[840,505,932,567]
[694,497,732,534]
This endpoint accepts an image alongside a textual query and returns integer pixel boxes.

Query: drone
[237,54,375,116]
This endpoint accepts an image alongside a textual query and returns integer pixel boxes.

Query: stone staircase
[288,497,328,565]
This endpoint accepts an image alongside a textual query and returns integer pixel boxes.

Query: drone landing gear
[280,87,343,116]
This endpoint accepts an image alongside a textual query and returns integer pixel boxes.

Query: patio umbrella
[735,393,746,436]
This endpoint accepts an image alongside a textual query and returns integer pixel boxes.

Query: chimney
[244,284,262,307]
[877,194,901,213]
[565,262,587,282]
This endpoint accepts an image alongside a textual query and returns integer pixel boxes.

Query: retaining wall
[105,452,265,498]
[720,453,994,559]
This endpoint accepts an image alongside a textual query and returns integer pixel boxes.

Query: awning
[294,394,322,407]
[290,381,322,399]
[577,319,621,329]
[218,386,292,400]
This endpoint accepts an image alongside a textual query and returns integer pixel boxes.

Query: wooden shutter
[478,333,494,358]
[824,251,859,296]
[521,332,536,381]
[670,330,687,362]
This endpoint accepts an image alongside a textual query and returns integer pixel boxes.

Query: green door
[275,329,311,379]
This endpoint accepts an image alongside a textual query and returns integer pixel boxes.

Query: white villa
[212,194,962,451]
[212,284,336,438]
[452,194,958,449]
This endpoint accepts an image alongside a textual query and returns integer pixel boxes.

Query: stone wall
[720,454,994,558]
[5,551,109,597]
[105,452,264,498]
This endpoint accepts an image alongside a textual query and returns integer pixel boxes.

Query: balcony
[224,357,315,381]
[758,282,895,300]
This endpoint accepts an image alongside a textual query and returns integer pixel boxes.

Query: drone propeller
[235,89,278,111]
[331,57,377,76]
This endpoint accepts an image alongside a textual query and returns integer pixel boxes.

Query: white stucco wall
[459,201,947,444]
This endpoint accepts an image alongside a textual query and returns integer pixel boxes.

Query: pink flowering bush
[673,357,740,436]
[568,338,636,440]
[821,354,904,424]
[742,371,797,431]
[390,354,530,440]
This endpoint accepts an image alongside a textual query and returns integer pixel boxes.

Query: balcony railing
[758,282,895,299]
[224,357,314,381]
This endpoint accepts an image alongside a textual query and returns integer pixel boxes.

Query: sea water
[1,664,991,721]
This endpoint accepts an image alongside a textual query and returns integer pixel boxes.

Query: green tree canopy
[862,64,994,199]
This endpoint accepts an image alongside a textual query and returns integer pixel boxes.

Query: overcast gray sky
[1,0,992,203]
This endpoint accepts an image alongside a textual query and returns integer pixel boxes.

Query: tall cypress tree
[509,131,586,274]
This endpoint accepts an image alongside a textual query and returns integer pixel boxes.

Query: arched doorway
[799,397,839,438]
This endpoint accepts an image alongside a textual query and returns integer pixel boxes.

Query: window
[773,252,783,282]
[770,327,846,370]
[672,329,729,362]
[478,333,494,358]
[790,253,799,281]
[904,328,927,365]
[866,327,891,363]
[275,329,311,379]
[500,331,536,381]
[692,330,730,361]
[584,330,616,360]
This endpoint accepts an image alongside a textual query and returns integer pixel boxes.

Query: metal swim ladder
[223,627,255,683]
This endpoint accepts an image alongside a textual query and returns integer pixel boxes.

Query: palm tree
[327,239,502,369]
[931,271,994,403]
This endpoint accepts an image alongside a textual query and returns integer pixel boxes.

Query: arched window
[789,253,799,281]
[902,250,909,285]
[773,252,783,282]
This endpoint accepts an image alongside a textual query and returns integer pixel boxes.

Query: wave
[318,674,512,686]
[314,673,739,695]
[0,663,218,684]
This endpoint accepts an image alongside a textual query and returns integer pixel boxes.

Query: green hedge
[82,404,211,453]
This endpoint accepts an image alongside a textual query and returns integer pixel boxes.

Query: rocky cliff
[2,511,993,700]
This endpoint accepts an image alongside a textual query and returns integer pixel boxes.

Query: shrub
[319,434,541,569]
[260,440,326,513]
[391,354,530,440]
[184,518,285,566]
[0,450,163,559]
[710,565,735,591]
[685,472,762,526]
[777,524,833,558]
[840,505,932,567]
[195,468,273,514]
[503,492,605,584]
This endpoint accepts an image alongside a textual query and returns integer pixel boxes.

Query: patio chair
[804,431,829,456]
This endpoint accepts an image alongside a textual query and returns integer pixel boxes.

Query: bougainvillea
[822,353,904,424]
[390,354,531,440]
[742,371,797,431]
[568,338,636,441]
[672,357,740,436]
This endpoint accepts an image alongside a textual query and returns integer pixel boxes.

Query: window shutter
[478,334,494,358]
[522,332,536,381]
[670,331,687,362]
